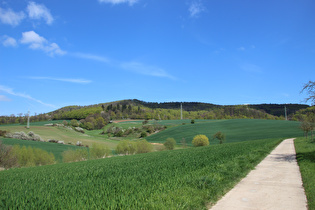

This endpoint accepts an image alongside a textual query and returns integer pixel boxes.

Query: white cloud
[189,1,205,18]
[0,95,11,101]
[73,52,110,63]
[0,85,56,108]
[2,36,17,47]
[0,7,25,26]
[27,1,54,25]
[121,62,176,80]
[29,77,92,84]
[98,0,139,5]
[20,31,66,56]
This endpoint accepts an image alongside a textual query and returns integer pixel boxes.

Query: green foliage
[164,138,176,150]
[0,141,17,169]
[0,138,281,209]
[192,134,209,147]
[1,138,80,162]
[70,119,79,127]
[3,144,56,168]
[90,143,111,159]
[295,138,315,209]
[191,119,195,124]
[213,131,226,144]
[62,149,88,163]
[140,131,147,138]
[116,140,137,155]
[136,139,153,153]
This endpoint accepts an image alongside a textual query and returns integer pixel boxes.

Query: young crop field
[147,119,303,145]
[0,138,282,209]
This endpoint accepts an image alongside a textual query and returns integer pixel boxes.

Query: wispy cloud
[29,77,92,84]
[240,63,263,73]
[72,52,110,63]
[98,0,139,6]
[0,95,11,102]
[238,46,246,51]
[121,62,176,80]
[27,1,54,25]
[1,35,17,47]
[0,85,56,108]
[73,52,176,80]
[20,31,66,56]
[189,1,205,18]
[0,7,25,26]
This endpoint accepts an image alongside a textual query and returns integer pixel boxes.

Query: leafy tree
[164,138,176,150]
[213,131,226,144]
[300,121,311,139]
[192,135,209,147]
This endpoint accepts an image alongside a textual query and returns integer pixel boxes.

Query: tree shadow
[272,154,296,163]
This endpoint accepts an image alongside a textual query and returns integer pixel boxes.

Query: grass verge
[295,137,315,210]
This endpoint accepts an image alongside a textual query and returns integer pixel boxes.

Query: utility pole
[180,103,183,120]
[27,110,30,129]
[285,106,287,121]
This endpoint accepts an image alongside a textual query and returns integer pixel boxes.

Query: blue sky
[0,0,314,116]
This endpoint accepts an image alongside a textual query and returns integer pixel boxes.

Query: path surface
[210,138,308,210]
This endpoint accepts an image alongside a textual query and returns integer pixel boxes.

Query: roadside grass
[0,138,82,162]
[295,137,315,210]
[0,138,282,209]
[147,119,303,145]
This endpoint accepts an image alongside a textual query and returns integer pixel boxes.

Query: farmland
[147,119,303,145]
[0,138,282,209]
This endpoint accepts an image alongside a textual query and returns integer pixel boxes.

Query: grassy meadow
[0,138,282,209]
[295,138,315,210]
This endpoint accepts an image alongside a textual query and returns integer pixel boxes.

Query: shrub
[90,143,111,159]
[0,130,8,137]
[213,131,226,144]
[164,138,176,150]
[10,145,55,167]
[136,140,153,154]
[62,149,88,163]
[0,141,17,169]
[116,140,137,155]
[70,119,79,127]
[191,119,195,124]
[140,131,147,138]
[192,135,209,147]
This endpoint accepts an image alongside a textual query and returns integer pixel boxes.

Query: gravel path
[210,138,308,210]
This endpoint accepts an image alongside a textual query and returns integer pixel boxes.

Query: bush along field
[0,138,282,209]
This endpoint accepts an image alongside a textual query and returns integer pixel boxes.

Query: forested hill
[0,99,309,126]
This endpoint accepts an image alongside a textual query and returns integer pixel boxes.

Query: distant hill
[0,99,309,126]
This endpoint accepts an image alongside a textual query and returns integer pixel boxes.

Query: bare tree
[301,81,315,105]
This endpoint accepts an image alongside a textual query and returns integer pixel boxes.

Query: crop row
[0,138,282,209]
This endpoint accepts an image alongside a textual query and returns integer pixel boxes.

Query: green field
[0,138,282,209]
[0,138,82,162]
[147,119,303,145]
[295,138,315,210]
